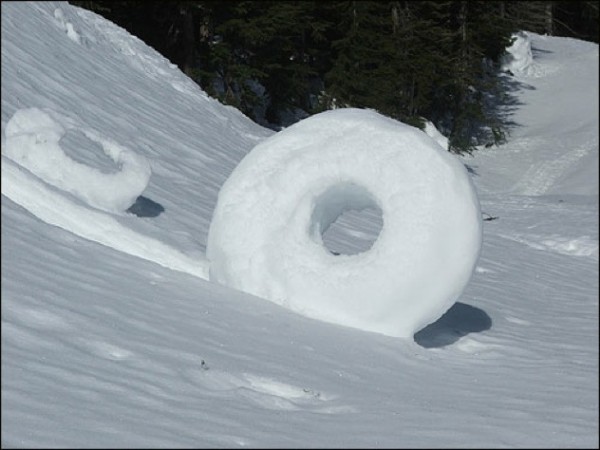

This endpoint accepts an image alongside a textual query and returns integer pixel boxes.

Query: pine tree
[76,1,592,154]
[191,1,335,125]
[502,1,554,35]
[554,1,599,42]
[323,2,426,125]
[421,1,515,153]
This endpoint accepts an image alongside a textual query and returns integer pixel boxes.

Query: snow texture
[208,108,482,337]
[1,2,598,448]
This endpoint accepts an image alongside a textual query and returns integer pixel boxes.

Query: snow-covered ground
[2,3,598,448]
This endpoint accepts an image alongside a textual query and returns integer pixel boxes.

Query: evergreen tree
[191,1,335,125]
[71,0,595,153]
[554,1,599,42]
[323,2,398,113]
[323,1,515,153]
[502,1,555,35]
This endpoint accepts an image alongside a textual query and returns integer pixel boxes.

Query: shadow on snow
[414,302,492,348]
[127,195,165,218]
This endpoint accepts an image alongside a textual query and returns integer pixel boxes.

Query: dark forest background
[70,1,598,153]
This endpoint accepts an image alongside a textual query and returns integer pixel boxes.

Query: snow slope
[476,31,599,198]
[2,3,598,448]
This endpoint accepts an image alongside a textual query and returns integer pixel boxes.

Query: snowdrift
[2,2,598,447]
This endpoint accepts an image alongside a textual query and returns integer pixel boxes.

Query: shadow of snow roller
[207,109,483,338]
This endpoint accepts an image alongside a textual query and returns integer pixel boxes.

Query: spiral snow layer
[207,108,482,338]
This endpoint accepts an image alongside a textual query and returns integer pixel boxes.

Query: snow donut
[207,108,482,338]
[3,107,151,213]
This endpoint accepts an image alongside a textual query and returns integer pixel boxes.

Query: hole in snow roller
[310,182,384,256]
[207,108,482,338]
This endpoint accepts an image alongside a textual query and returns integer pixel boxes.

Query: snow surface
[2,2,598,448]
[208,108,482,338]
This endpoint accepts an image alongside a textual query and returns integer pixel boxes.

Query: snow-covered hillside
[2,2,598,447]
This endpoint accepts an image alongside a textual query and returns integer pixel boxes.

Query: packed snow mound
[3,107,151,213]
[502,31,552,78]
[502,31,535,75]
[424,120,449,150]
[208,108,482,338]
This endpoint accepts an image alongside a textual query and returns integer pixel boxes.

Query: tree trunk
[545,1,554,35]
[181,6,195,77]
[391,2,399,35]
[459,1,468,47]
[458,1,469,71]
